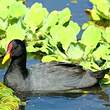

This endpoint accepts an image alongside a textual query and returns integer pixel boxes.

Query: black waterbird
[1,39,109,94]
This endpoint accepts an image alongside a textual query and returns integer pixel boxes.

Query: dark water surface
[0,0,110,110]
[1,58,110,110]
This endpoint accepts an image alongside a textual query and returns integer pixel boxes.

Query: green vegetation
[0,0,110,75]
[0,83,20,110]
[0,0,110,107]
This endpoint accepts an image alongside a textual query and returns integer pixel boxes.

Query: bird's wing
[29,63,97,91]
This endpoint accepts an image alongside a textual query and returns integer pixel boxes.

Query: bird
[1,39,109,94]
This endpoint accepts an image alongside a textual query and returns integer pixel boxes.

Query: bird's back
[27,63,97,93]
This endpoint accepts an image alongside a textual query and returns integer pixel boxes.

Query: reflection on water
[26,87,110,110]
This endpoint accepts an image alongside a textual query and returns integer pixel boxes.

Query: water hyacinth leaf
[0,19,8,30]
[85,9,100,21]
[24,3,48,31]
[26,41,38,52]
[42,55,65,62]
[93,44,110,60]
[40,11,59,32]
[0,39,9,51]
[50,24,78,51]
[80,60,101,71]
[82,22,93,30]
[66,43,84,61]
[0,82,20,110]
[1,23,25,50]
[46,11,58,26]
[90,0,110,20]
[102,60,110,69]
[8,1,28,18]
[6,23,25,41]
[26,39,49,53]
[0,9,9,19]
[0,0,16,19]
[67,21,80,38]
[58,7,71,25]
[42,55,58,62]
[80,25,101,48]
[0,96,20,109]
[0,0,16,7]
[35,39,49,54]
[103,27,110,43]
[100,74,110,85]
[0,105,11,110]
[0,88,13,98]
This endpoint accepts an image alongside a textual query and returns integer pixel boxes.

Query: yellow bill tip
[2,53,10,64]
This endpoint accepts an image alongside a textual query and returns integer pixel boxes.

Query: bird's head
[2,39,26,64]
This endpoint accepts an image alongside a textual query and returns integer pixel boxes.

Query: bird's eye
[14,46,18,50]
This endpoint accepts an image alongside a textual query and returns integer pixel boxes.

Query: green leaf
[50,23,79,51]
[26,41,37,52]
[90,0,110,20]
[80,25,102,48]
[8,1,28,18]
[0,23,26,50]
[80,60,101,71]
[67,21,80,38]
[24,3,48,31]
[0,83,20,110]
[0,0,16,19]
[66,43,84,61]
[85,9,100,21]
[46,11,58,26]
[58,8,71,25]
[0,19,8,30]
[42,55,65,62]
[0,39,9,51]
[40,11,59,32]
[93,44,110,60]
[100,74,110,85]
[103,27,110,43]
[6,23,25,41]
[0,105,11,110]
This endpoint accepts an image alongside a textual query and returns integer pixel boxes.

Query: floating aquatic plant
[0,83,20,110]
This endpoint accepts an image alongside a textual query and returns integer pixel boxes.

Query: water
[26,0,92,26]
[26,95,110,110]
[1,58,110,110]
[1,0,110,110]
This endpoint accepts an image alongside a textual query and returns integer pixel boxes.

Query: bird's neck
[11,55,27,69]
[6,54,28,79]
